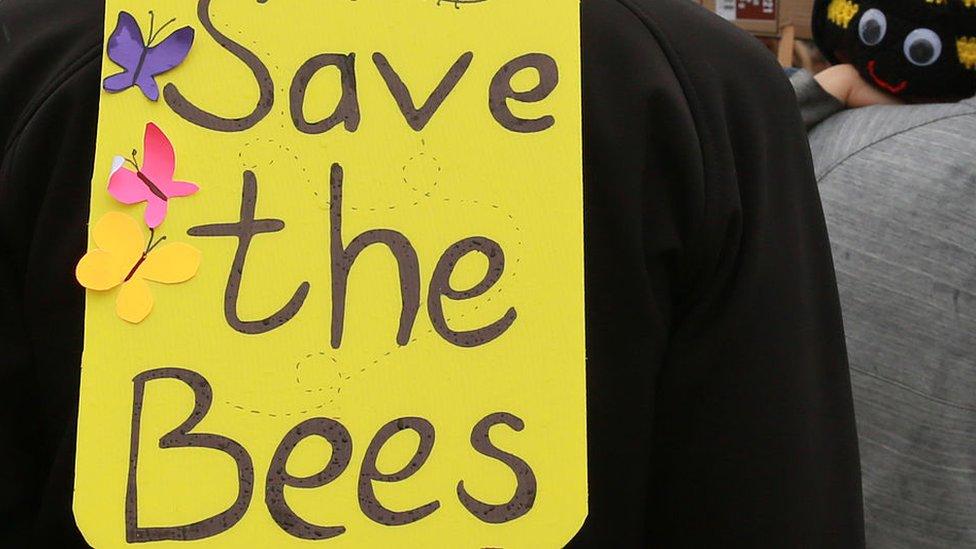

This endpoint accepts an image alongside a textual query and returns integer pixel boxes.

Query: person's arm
[594,1,865,545]
[790,69,846,129]
[790,64,901,129]
[0,0,102,545]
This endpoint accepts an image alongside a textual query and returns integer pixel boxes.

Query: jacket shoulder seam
[605,0,718,300]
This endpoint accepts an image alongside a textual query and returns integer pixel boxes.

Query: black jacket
[0,0,864,546]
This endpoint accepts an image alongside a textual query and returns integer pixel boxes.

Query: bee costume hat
[814,0,976,100]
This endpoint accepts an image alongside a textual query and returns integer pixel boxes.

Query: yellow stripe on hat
[958,37,976,69]
[827,0,860,28]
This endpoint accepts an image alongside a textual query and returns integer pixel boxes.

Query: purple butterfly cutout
[103,11,195,101]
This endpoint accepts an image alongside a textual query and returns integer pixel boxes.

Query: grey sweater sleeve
[789,69,844,130]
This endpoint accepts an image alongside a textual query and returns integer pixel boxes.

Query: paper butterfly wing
[140,123,176,184]
[103,12,146,93]
[118,241,201,323]
[142,122,199,200]
[143,26,195,78]
[140,124,188,227]
[76,250,126,291]
[158,180,200,198]
[103,73,139,95]
[139,242,201,284]
[108,157,151,205]
[143,199,170,229]
[107,156,169,228]
[132,75,160,102]
[92,212,144,270]
[76,212,145,291]
[136,27,195,101]
[117,278,154,324]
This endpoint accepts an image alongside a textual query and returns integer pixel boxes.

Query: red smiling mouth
[868,60,908,94]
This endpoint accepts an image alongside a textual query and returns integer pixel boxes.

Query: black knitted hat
[813,0,976,101]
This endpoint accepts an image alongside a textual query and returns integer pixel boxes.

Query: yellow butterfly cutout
[76,211,201,324]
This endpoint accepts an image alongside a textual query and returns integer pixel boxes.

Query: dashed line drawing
[222,139,523,417]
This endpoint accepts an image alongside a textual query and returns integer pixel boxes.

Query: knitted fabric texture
[814,0,976,100]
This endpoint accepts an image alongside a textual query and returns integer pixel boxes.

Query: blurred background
[696,0,832,72]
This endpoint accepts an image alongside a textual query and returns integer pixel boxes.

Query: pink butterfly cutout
[109,122,199,228]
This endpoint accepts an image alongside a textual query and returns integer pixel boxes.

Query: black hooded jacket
[0,0,865,546]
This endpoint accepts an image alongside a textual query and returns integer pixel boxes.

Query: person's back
[809,102,976,547]
[1,0,864,546]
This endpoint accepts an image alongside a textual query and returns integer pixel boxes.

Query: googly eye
[904,29,942,66]
[858,9,887,46]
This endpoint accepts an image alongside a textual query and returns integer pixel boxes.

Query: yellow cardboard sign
[75,1,585,546]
